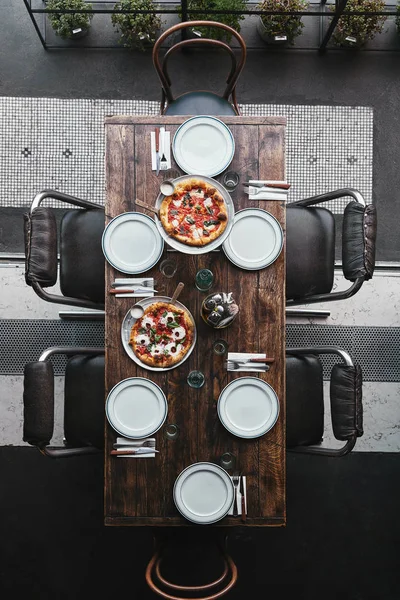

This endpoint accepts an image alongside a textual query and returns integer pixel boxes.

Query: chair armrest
[330,364,363,441]
[290,188,366,208]
[23,361,54,448]
[24,208,58,288]
[31,189,103,212]
[342,202,377,281]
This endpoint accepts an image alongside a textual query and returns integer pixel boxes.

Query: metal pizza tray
[154,175,235,255]
[121,295,197,371]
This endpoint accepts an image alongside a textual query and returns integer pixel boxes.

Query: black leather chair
[286,188,377,306]
[286,346,363,457]
[23,347,105,458]
[24,189,105,311]
[152,21,246,116]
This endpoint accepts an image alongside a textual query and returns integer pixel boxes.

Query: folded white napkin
[227,352,268,373]
[228,476,247,516]
[115,436,156,458]
[113,277,155,298]
[249,180,288,201]
[151,129,171,170]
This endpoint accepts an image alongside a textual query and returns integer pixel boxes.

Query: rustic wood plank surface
[104,116,286,527]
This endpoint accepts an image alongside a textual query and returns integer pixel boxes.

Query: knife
[155,127,161,176]
[240,476,246,522]
[244,182,290,190]
[110,448,159,456]
[109,287,157,294]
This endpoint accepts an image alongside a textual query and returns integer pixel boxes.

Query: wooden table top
[104,115,287,527]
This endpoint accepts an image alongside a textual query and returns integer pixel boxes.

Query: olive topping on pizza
[129,302,194,367]
[159,178,228,246]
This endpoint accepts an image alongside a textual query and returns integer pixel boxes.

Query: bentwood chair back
[152,21,247,116]
[286,346,363,457]
[24,189,105,311]
[286,189,377,306]
[23,347,105,458]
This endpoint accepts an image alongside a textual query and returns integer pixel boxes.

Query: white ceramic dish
[106,377,168,439]
[222,208,284,270]
[121,295,197,371]
[172,116,235,177]
[102,212,164,274]
[154,174,235,255]
[217,377,280,439]
[173,462,234,524]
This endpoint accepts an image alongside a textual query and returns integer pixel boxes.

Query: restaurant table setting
[103,113,287,527]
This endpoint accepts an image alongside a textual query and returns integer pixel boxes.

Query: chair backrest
[23,347,105,458]
[152,21,247,114]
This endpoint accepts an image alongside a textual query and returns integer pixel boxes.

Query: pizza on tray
[159,177,229,247]
[129,302,195,368]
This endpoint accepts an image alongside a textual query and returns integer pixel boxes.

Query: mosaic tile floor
[0,97,373,212]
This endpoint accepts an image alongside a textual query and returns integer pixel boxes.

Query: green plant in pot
[181,0,247,43]
[112,0,162,51]
[396,1,400,35]
[46,0,93,40]
[331,0,387,48]
[256,0,309,45]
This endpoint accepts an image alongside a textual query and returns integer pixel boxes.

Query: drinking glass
[187,370,205,388]
[213,339,228,355]
[165,423,180,440]
[159,258,177,278]
[222,170,240,191]
[195,268,214,291]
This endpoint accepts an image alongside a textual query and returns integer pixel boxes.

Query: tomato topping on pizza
[129,302,194,367]
[159,178,229,246]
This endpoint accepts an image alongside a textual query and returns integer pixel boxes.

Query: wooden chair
[286,188,377,306]
[23,347,105,458]
[24,189,105,311]
[286,346,363,457]
[152,21,247,116]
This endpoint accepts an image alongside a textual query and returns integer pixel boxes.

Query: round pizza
[159,177,229,247]
[129,302,195,368]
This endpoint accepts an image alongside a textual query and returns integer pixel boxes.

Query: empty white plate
[173,462,234,524]
[222,208,284,270]
[217,377,280,439]
[102,212,164,274]
[172,116,235,177]
[106,377,167,439]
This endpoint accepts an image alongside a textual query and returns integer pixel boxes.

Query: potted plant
[46,0,93,40]
[111,0,162,51]
[331,0,387,48]
[256,0,309,45]
[182,0,247,43]
[396,1,400,35]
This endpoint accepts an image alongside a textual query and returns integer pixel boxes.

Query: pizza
[159,177,229,246]
[129,302,195,367]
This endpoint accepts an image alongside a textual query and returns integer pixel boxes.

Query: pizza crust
[129,302,194,368]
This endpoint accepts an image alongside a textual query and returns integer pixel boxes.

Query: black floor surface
[1,1,400,260]
[1,448,399,599]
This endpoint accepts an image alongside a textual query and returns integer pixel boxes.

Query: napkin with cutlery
[227,352,270,373]
[112,436,157,458]
[228,475,247,516]
[151,128,171,171]
[248,180,289,201]
[111,277,155,298]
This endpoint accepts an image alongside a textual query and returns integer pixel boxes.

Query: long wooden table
[104,115,287,527]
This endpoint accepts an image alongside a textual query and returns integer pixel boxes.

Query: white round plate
[154,174,235,255]
[222,208,284,270]
[217,377,280,439]
[121,295,197,371]
[172,116,235,177]
[102,212,164,274]
[173,462,234,524]
[106,377,168,439]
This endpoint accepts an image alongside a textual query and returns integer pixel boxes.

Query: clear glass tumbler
[222,170,240,191]
[187,370,205,388]
[159,258,177,278]
[213,339,228,355]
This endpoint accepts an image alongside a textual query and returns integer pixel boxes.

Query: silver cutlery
[111,447,159,456]
[113,439,155,449]
[243,182,290,190]
[232,474,240,516]
[239,475,246,522]
[227,361,270,372]
[112,279,154,288]
[109,287,157,294]
[160,127,168,171]
[243,185,288,196]
[155,127,161,176]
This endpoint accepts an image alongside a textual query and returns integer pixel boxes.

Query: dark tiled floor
[2,2,400,260]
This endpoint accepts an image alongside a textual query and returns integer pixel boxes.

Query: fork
[160,128,168,171]
[227,357,274,371]
[112,279,154,288]
[232,474,240,516]
[113,439,155,449]
[243,185,287,196]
